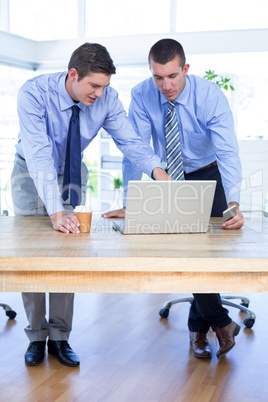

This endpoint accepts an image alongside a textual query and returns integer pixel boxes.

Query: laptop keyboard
[113,220,125,232]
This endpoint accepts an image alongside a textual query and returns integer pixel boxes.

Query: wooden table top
[1,216,268,293]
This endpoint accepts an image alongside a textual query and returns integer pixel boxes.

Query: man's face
[149,55,190,101]
[66,69,111,106]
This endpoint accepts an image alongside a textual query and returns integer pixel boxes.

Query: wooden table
[0,216,268,293]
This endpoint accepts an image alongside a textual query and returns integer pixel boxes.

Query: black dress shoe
[25,341,46,366]
[47,340,80,367]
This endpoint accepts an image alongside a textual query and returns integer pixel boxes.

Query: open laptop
[112,180,216,234]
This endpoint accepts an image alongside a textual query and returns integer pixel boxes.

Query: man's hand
[102,207,125,219]
[152,167,172,181]
[50,211,80,233]
[221,202,245,230]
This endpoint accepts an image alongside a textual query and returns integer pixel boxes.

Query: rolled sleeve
[206,88,242,204]
[17,87,64,215]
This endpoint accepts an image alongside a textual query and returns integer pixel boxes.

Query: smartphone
[222,205,237,222]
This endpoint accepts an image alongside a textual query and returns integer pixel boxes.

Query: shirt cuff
[46,197,65,216]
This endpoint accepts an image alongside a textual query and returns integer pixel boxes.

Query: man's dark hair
[68,43,116,80]
[148,38,186,68]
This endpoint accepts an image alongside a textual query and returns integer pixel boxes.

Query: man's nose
[95,87,104,98]
[163,79,171,90]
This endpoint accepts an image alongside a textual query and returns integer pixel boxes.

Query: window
[85,0,170,37]
[0,65,35,214]
[9,0,78,40]
[189,51,268,139]
[176,0,268,32]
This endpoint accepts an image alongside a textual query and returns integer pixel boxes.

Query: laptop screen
[123,180,216,234]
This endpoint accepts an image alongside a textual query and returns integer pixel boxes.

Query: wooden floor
[1,292,268,402]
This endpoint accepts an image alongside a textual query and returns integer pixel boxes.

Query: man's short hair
[148,38,186,68]
[68,43,116,80]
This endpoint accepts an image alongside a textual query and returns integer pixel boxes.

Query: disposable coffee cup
[74,207,92,233]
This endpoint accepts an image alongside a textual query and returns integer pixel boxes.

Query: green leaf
[203,69,235,90]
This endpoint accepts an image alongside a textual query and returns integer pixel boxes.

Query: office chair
[0,210,17,320]
[159,295,256,328]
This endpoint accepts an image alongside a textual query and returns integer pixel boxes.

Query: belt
[197,160,217,171]
[15,152,25,161]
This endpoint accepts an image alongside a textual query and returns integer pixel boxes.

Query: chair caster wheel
[243,318,254,328]
[159,308,169,318]
[6,310,17,319]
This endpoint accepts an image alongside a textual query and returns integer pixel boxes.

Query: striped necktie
[165,101,184,180]
[62,105,82,208]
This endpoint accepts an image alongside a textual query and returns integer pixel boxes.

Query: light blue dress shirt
[16,72,161,215]
[123,75,242,205]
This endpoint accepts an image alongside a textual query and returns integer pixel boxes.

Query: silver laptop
[112,180,216,234]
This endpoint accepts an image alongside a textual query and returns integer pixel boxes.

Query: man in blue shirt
[11,43,168,367]
[103,39,245,359]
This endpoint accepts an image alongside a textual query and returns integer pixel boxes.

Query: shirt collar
[58,72,87,113]
[160,76,190,106]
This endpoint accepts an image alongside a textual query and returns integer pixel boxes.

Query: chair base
[159,295,256,328]
[0,303,17,319]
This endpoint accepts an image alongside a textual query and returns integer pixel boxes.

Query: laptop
[112,180,216,234]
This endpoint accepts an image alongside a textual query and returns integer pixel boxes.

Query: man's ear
[183,64,190,77]
[68,68,78,82]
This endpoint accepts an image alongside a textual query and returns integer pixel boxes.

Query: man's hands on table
[50,211,80,233]
[103,204,245,230]
[102,167,245,230]
[102,204,245,230]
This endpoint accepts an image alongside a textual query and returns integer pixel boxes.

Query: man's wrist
[50,211,65,223]
[228,201,239,207]
[228,201,240,211]
[152,167,171,180]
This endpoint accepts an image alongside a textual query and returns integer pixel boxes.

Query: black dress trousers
[184,164,232,332]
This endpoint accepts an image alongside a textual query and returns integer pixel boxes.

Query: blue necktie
[165,101,184,180]
[62,105,82,208]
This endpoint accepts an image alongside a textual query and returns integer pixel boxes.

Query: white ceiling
[1,28,268,71]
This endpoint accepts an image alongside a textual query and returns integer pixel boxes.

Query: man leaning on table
[11,42,169,367]
[103,38,245,359]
